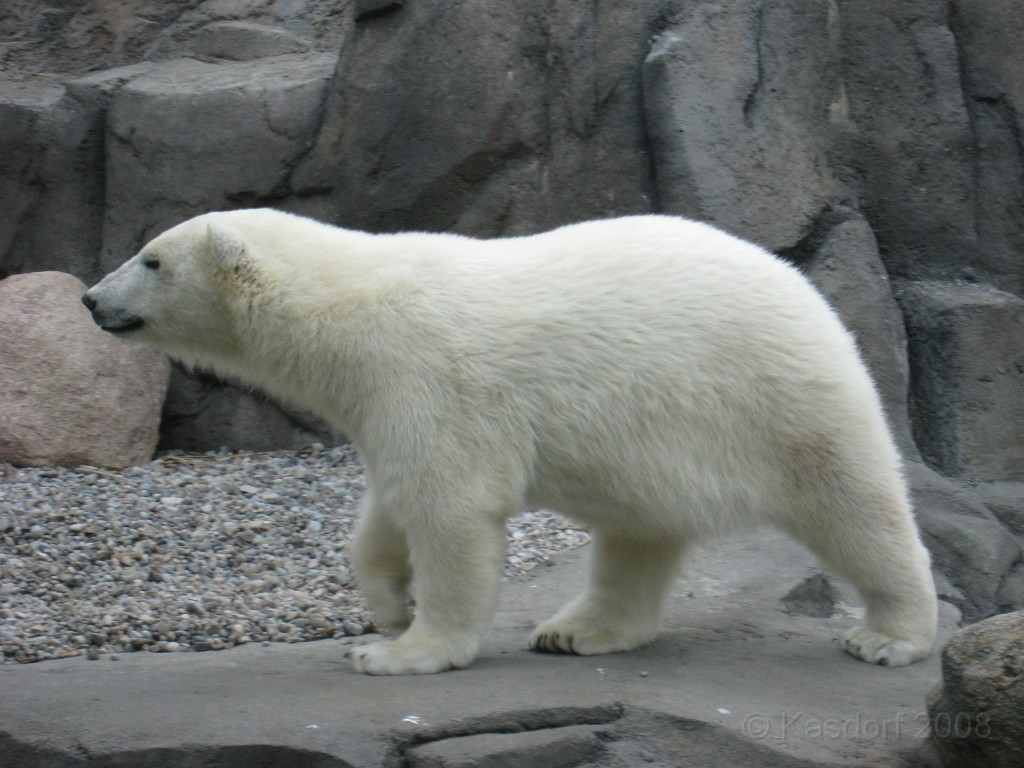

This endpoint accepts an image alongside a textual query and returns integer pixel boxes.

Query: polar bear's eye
[143,256,160,271]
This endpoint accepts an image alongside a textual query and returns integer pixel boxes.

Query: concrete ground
[0,529,956,767]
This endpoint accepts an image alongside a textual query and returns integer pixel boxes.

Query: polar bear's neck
[204,228,471,442]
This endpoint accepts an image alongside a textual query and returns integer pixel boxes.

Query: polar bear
[83,209,937,675]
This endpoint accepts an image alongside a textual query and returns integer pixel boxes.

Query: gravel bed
[0,445,589,664]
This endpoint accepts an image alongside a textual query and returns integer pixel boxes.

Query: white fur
[84,209,938,674]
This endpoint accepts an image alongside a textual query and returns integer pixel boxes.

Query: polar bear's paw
[530,615,654,656]
[350,633,477,676]
[842,626,931,668]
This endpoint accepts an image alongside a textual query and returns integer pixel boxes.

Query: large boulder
[898,280,1024,482]
[0,271,169,468]
[927,610,1024,768]
[837,0,978,286]
[641,0,844,252]
[292,0,665,236]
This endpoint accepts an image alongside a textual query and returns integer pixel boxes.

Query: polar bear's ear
[206,222,248,268]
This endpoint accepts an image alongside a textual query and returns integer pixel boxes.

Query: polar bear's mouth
[101,316,145,334]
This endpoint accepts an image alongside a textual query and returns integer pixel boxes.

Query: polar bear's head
[83,214,254,361]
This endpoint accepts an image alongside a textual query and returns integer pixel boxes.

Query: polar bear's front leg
[350,622,482,675]
[531,531,684,655]
[350,513,508,675]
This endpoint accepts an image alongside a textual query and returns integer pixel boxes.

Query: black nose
[82,293,96,312]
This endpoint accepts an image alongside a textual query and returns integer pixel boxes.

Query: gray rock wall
[4,0,1020,471]
[1,2,1022,616]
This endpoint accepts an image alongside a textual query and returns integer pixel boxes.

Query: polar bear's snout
[82,288,146,335]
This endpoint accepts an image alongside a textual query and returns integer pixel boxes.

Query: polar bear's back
[435,216,895,530]
[465,215,841,350]
[457,215,868,408]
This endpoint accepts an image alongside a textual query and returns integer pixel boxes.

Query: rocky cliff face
[1,0,1022,616]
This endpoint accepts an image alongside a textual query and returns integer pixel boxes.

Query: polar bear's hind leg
[784,482,937,667]
[530,531,685,655]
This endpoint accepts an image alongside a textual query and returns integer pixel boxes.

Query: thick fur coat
[84,209,937,674]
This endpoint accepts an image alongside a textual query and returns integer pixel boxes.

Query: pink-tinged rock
[0,271,169,467]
